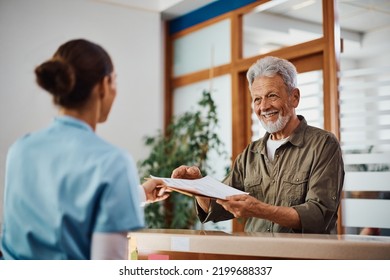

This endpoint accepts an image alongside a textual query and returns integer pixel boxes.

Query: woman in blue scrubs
[1,39,169,259]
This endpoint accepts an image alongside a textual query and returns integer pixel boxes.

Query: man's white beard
[260,112,291,134]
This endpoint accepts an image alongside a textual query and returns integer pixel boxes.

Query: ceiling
[252,0,390,33]
[92,0,216,17]
[101,0,390,34]
[160,0,217,19]
[243,0,390,59]
[339,0,390,32]
[97,0,390,59]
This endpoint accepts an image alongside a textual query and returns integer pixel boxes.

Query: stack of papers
[151,175,248,200]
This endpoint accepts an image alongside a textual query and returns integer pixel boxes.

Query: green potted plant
[138,90,228,229]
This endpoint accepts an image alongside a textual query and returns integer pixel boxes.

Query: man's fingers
[171,165,201,179]
[171,165,187,178]
[188,166,201,177]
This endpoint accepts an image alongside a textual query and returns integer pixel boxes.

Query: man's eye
[268,94,278,100]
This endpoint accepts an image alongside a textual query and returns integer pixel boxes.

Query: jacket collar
[54,115,93,132]
[251,115,307,154]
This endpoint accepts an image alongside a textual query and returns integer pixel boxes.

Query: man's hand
[216,194,261,218]
[142,178,171,203]
[217,194,302,229]
[171,165,202,179]
[171,165,210,212]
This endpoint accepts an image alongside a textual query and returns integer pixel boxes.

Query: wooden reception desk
[128,229,390,260]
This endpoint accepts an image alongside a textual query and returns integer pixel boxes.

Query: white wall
[0,0,164,223]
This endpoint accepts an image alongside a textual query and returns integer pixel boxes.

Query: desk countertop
[128,229,390,260]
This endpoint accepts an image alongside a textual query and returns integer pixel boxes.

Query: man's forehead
[252,75,284,87]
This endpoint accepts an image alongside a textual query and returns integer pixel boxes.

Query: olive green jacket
[197,116,344,233]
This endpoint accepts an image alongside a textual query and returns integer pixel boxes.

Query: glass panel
[173,19,231,77]
[173,75,232,232]
[342,199,390,228]
[251,70,324,141]
[344,171,390,191]
[243,0,323,58]
[339,0,390,235]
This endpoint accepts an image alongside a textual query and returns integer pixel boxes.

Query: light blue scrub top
[1,116,144,259]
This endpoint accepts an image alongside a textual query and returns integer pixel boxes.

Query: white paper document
[150,175,248,200]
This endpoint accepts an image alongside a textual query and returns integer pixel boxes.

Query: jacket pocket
[244,177,264,201]
[281,171,309,205]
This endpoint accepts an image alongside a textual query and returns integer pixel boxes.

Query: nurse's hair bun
[35,57,76,98]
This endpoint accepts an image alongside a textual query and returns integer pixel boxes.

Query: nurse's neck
[60,108,97,132]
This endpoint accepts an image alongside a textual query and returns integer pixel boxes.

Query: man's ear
[291,88,300,108]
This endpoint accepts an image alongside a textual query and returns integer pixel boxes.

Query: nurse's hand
[142,178,171,203]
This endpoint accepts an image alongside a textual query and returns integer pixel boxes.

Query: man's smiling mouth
[261,111,278,119]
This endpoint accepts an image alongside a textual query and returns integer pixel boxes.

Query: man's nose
[259,97,271,110]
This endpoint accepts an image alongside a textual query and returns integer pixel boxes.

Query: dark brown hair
[35,39,113,108]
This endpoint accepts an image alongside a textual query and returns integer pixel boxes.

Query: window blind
[340,66,390,235]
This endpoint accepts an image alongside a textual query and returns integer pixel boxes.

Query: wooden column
[322,0,341,138]
[164,21,173,130]
[322,0,343,234]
